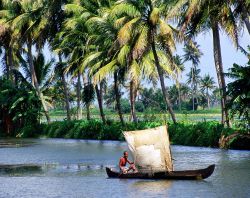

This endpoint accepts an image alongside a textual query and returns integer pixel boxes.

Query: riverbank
[5,120,248,150]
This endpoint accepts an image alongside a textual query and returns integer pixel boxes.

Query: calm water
[0,138,249,198]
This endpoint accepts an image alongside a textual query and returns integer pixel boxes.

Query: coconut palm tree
[171,0,240,126]
[54,55,72,121]
[183,40,203,111]
[110,0,181,124]
[173,55,185,111]
[200,74,216,109]
[1,0,51,122]
[186,67,201,110]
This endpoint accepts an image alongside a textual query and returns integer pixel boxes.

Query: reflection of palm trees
[132,180,172,193]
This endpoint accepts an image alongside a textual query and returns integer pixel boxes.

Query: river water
[0,138,249,198]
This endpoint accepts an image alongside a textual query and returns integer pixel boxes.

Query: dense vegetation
[0,0,249,148]
[13,119,246,149]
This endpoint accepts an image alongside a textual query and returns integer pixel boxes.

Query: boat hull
[106,164,215,180]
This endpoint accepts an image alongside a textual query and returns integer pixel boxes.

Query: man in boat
[119,151,137,174]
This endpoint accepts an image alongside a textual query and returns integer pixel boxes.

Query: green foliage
[120,99,130,113]
[135,101,144,112]
[168,121,234,147]
[0,78,42,135]
[33,119,243,148]
[82,83,95,105]
[226,60,250,129]
[16,124,45,138]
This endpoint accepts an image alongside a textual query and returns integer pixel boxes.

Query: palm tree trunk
[95,83,106,124]
[130,80,137,122]
[212,22,229,127]
[59,54,71,121]
[76,71,82,120]
[82,74,91,120]
[191,67,195,111]
[27,39,50,123]
[207,88,210,109]
[242,8,250,35]
[6,48,13,81]
[151,41,177,124]
[114,72,124,125]
[178,90,181,111]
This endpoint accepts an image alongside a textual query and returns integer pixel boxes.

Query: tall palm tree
[54,55,72,121]
[183,40,203,111]
[171,0,240,126]
[171,55,184,111]
[2,0,51,122]
[200,74,216,109]
[111,0,180,124]
[186,67,201,110]
[173,55,184,111]
[56,0,115,123]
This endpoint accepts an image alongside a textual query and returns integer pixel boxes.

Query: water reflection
[132,180,172,193]
[0,139,36,148]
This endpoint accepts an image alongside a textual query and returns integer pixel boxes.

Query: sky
[172,28,250,86]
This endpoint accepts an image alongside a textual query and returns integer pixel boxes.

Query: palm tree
[2,0,52,123]
[171,0,239,126]
[200,74,216,109]
[186,67,201,110]
[183,40,203,111]
[111,0,180,124]
[54,55,72,121]
[231,0,250,34]
[20,52,55,109]
[173,55,185,111]
[55,0,116,123]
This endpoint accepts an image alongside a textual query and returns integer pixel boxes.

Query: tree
[111,0,180,124]
[183,40,203,111]
[173,55,185,111]
[0,76,42,135]
[200,74,216,109]
[172,0,240,126]
[3,0,52,123]
[226,58,250,128]
[231,0,250,35]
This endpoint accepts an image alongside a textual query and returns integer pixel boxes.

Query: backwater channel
[0,138,249,198]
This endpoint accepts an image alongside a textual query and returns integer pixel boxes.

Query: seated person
[119,151,137,174]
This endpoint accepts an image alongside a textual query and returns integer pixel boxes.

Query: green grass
[43,107,222,123]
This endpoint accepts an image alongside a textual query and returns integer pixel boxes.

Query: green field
[42,107,222,123]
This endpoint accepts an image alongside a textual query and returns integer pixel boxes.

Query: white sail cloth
[123,126,173,172]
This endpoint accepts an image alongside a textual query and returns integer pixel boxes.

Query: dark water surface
[0,138,249,198]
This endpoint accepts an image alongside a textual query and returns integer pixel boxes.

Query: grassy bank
[15,120,243,148]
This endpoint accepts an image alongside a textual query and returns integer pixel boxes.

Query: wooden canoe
[106,164,215,180]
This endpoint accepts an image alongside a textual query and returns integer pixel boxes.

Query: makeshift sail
[123,125,173,172]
